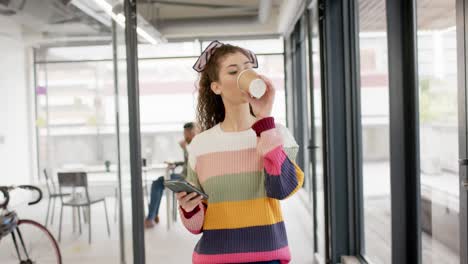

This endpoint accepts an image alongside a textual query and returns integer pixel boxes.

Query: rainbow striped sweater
[179,117,304,264]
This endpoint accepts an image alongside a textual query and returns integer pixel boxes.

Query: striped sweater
[179,117,305,264]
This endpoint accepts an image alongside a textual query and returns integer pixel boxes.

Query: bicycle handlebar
[0,185,42,208]
[0,187,9,209]
[18,185,43,205]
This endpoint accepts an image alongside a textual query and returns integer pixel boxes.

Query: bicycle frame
[0,185,61,264]
[10,226,31,262]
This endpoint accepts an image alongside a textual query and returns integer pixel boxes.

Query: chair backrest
[58,172,88,188]
[57,172,89,203]
[43,169,52,196]
[43,169,58,195]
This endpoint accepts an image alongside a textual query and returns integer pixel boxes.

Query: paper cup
[237,69,267,99]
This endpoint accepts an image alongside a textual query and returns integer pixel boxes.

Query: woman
[176,40,304,264]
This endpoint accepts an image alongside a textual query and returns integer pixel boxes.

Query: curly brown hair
[196,44,255,131]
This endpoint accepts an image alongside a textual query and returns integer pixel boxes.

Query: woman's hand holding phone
[176,192,204,212]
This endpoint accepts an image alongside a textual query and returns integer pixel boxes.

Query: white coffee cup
[237,69,267,99]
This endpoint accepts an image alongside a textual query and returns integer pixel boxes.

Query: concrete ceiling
[137,0,276,20]
[0,0,295,46]
[359,0,456,32]
[136,0,285,41]
[0,0,457,48]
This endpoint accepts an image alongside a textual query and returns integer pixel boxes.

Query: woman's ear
[210,82,221,95]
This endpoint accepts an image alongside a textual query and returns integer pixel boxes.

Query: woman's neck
[220,102,257,132]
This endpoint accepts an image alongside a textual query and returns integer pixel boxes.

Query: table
[56,163,171,230]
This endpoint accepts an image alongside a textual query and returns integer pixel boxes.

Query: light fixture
[92,0,162,45]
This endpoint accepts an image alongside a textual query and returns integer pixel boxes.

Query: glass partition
[357,0,392,262]
[417,0,460,262]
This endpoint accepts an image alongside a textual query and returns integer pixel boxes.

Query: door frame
[457,0,468,263]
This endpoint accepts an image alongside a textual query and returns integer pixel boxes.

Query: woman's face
[211,52,253,105]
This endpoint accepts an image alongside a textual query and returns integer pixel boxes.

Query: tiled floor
[1,189,315,264]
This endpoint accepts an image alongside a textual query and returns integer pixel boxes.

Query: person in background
[144,122,197,228]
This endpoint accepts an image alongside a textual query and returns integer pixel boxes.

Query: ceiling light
[92,0,162,45]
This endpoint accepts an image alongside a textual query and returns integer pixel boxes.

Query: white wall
[0,17,34,185]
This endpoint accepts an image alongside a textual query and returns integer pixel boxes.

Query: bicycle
[0,185,62,264]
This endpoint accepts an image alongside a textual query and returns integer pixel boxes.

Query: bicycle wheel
[0,219,62,264]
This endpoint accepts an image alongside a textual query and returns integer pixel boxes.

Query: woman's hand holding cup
[244,74,275,120]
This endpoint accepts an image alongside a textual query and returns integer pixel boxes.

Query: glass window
[36,46,114,62]
[35,61,117,168]
[417,0,460,263]
[358,0,392,263]
[0,0,134,263]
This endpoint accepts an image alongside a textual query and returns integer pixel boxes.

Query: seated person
[144,122,197,228]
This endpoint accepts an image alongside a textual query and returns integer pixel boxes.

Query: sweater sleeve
[178,143,206,234]
[252,117,305,200]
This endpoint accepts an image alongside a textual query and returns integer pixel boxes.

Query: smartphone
[164,180,209,200]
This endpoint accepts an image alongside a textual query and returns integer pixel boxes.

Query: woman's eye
[229,71,238,75]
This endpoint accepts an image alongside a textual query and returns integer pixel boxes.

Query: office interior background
[0,0,466,264]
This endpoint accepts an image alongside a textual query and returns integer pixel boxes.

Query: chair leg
[78,206,82,235]
[103,200,111,237]
[82,207,88,224]
[45,198,51,227]
[58,205,64,242]
[51,197,56,225]
[88,205,92,244]
[72,207,76,233]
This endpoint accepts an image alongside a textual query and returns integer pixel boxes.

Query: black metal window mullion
[306,7,319,254]
[319,0,362,262]
[457,0,468,263]
[124,0,146,263]
[386,0,421,263]
[343,0,364,257]
[290,27,299,144]
[293,16,311,190]
[317,2,331,262]
[283,38,292,129]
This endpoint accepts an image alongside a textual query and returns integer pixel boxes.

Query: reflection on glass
[417,0,460,263]
[358,0,392,263]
